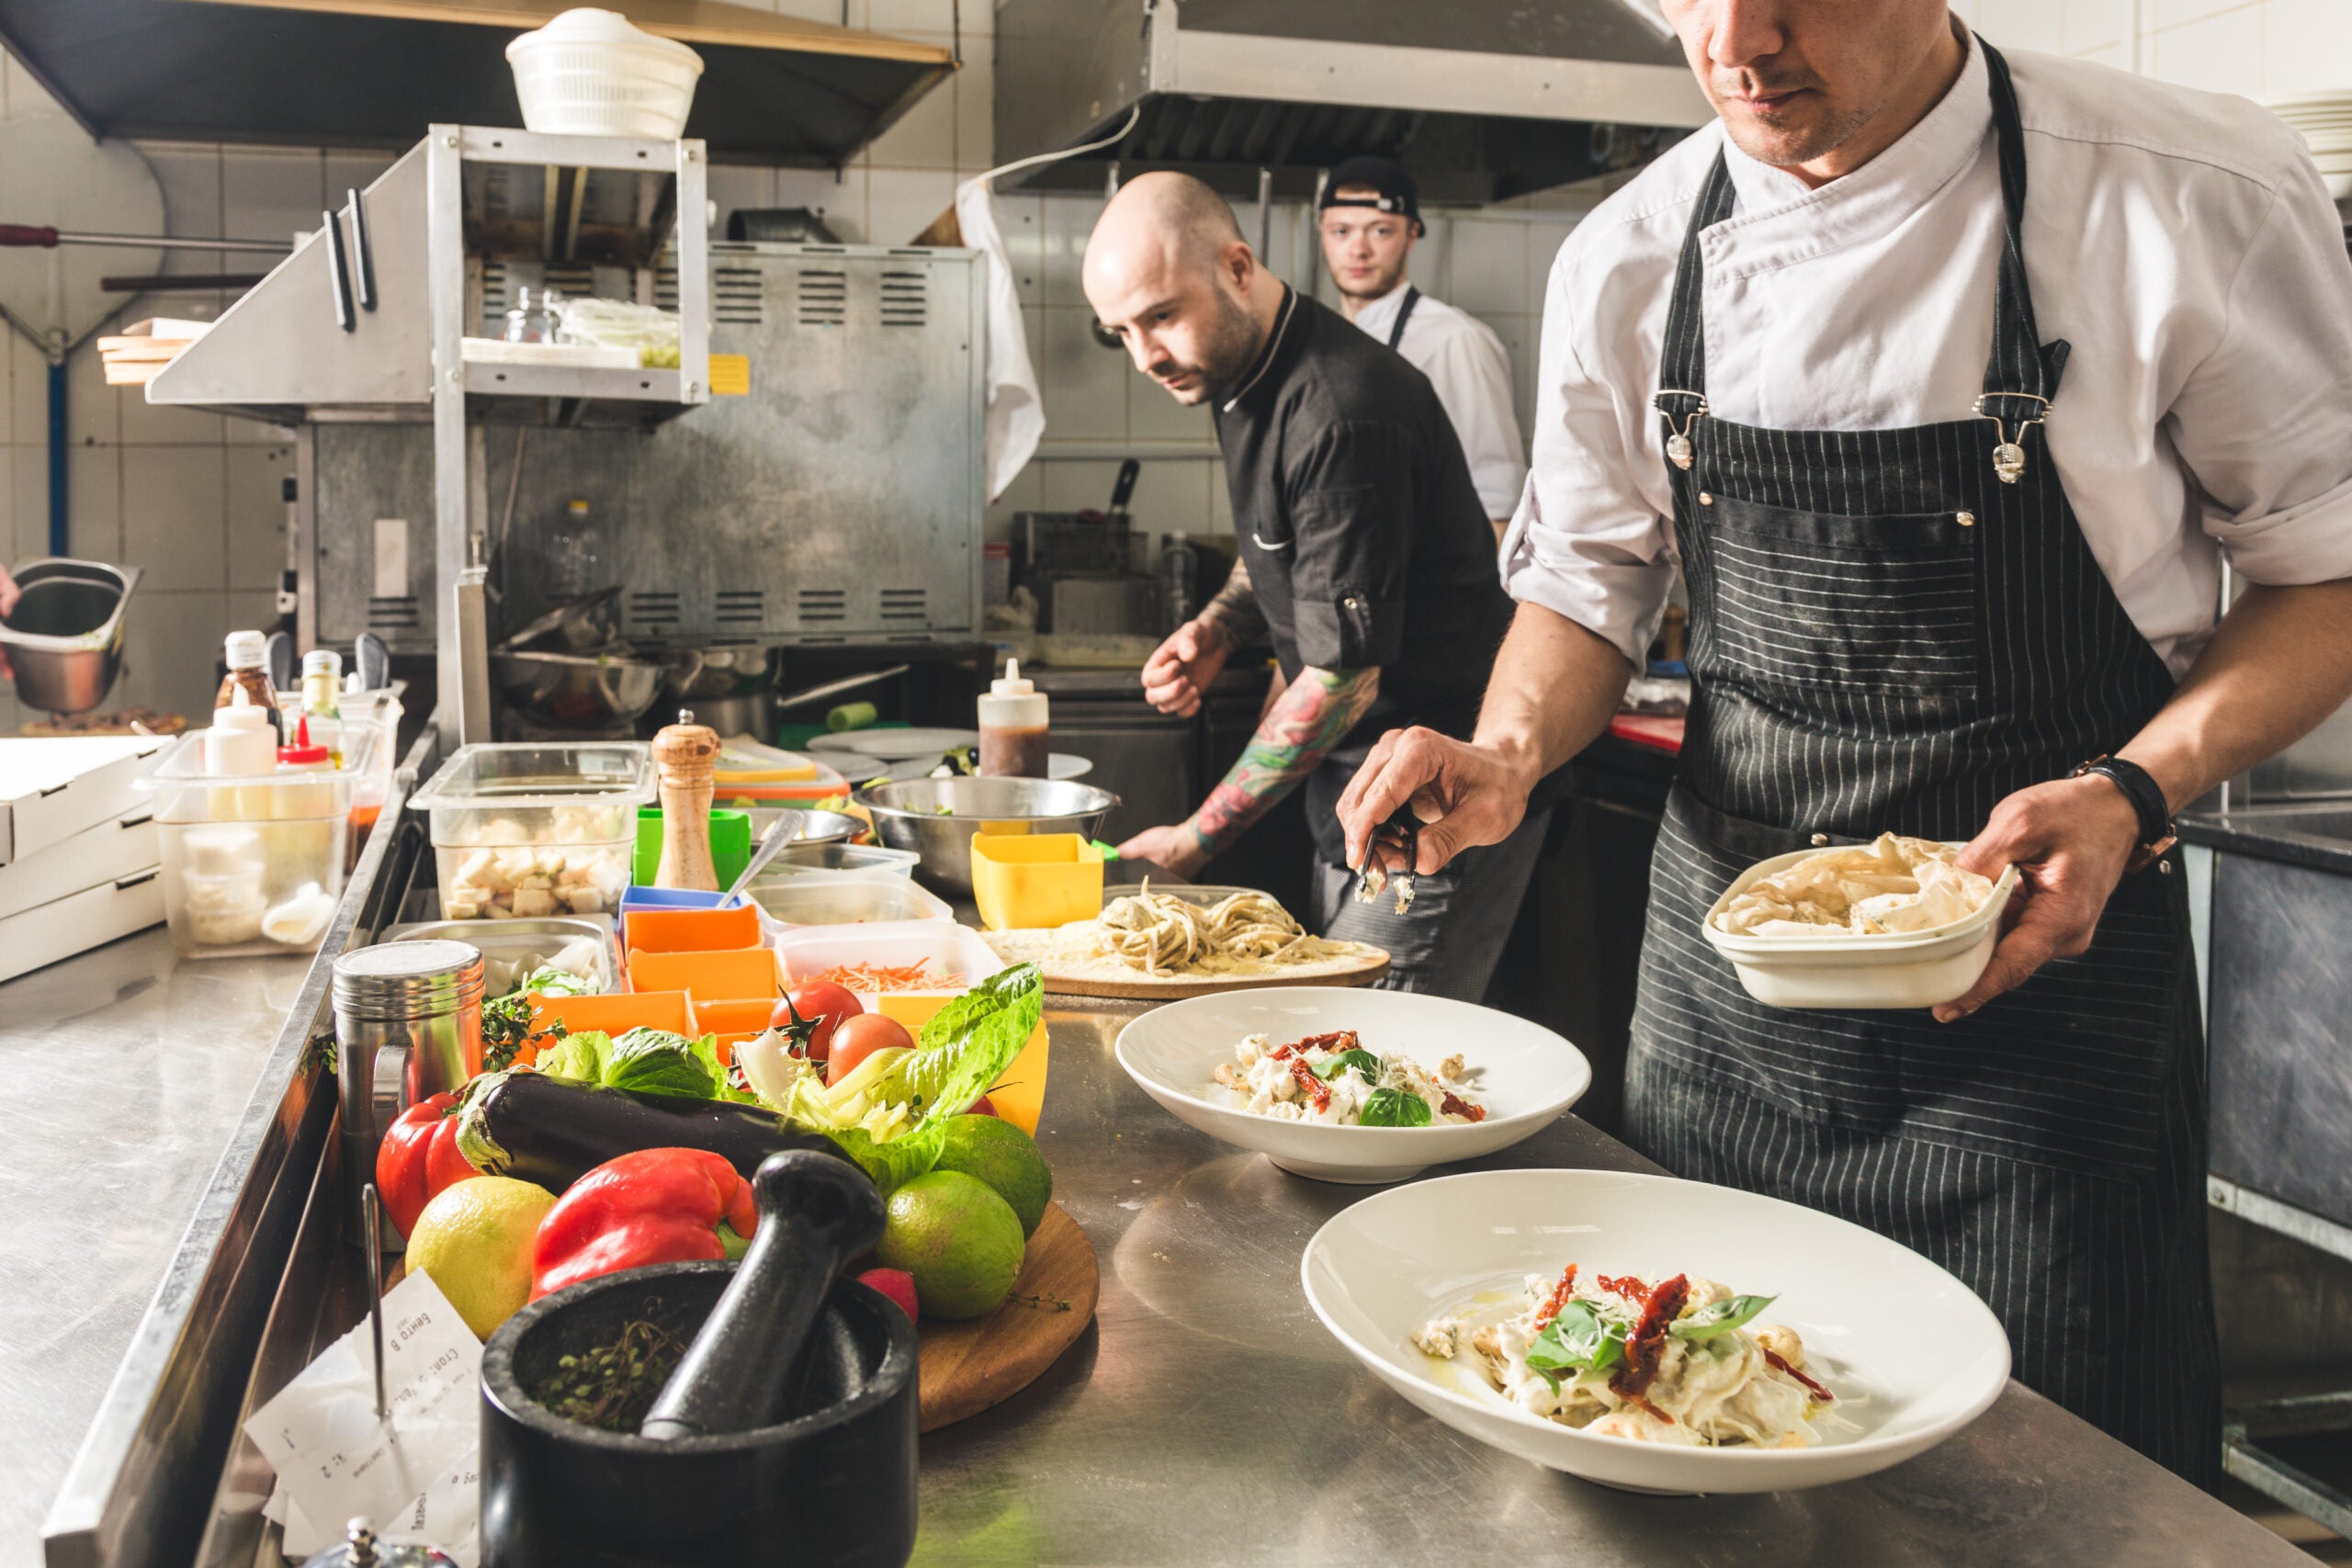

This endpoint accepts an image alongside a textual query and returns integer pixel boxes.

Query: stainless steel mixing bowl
[853,776,1119,893]
[490,648,687,727]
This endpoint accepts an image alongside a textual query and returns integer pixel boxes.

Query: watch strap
[2072,754,2175,861]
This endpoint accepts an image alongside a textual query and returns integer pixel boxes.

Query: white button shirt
[1501,38,2352,676]
[1352,282,1529,521]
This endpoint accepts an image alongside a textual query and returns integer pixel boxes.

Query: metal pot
[0,558,141,715]
[854,775,1119,893]
[491,647,696,728]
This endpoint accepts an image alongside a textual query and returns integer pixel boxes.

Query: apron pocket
[1698,491,1983,699]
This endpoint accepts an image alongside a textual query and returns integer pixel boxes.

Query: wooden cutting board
[1028,952,1389,1000]
[917,1201,1098,1431]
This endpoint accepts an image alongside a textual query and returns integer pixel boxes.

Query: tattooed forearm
[1196,557,1267,649]
[1187,665,1381,858]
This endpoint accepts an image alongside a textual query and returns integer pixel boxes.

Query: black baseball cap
[1319,155,1421,231]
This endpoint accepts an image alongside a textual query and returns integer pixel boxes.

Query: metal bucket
[0,558,141,715]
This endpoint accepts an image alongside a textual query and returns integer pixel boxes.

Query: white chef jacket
[1352,282,1529,521]
[1500,36,2352,676]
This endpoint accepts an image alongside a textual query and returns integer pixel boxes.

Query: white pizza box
[0,735,172,866]
[0,867,165,983]
[0,807,160,920]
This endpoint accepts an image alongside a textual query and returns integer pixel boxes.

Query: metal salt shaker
[333,940,483,1246]
[300,1517,459,1568]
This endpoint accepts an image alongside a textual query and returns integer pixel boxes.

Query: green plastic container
[633,807,751,889]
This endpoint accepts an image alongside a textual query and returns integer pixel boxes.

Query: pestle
[638,1151,885,1441]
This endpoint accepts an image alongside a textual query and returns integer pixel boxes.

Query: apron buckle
[1653,389,1709,471]
[1973,394,2050,485]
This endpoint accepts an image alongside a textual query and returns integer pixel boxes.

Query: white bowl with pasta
[1114,987,1590,1183]
[1303,1168,2010,1494]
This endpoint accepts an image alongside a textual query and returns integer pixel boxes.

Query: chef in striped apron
[1338,4,2352,1483]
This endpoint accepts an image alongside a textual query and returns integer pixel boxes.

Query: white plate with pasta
[1114,987,1589,1182]
[1303,1169,2009,1493]
[980,883,1390,998]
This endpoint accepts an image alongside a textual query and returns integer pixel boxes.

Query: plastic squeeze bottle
[216,629,285,741]
[978,660,1050,778]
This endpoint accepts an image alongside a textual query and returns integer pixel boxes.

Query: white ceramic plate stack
[1302,1168,2012,1494]
[1114,987,1591,1183]
[2268,90,2352,200]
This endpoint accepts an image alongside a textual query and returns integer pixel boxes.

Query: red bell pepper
[530,1147,759,1301]
[376,1091,477,1238]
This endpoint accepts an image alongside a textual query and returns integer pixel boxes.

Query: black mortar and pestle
[480,1152,918,1567]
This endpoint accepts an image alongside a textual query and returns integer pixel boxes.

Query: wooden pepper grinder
[650,712,723,891]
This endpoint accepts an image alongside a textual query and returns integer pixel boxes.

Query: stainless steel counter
[916,993,2312,1567]
[0,934,313,1568]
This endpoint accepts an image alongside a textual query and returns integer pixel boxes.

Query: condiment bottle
[216,629,285,741]
[650,716,722,890]
[300,649,345,766]
[204,686,277,778]
[978,659,1050,777]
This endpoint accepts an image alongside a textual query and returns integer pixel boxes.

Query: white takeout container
[1302,1168,2010,1495]
[1700,845,2021,1010]
[1115,987,1591,1184]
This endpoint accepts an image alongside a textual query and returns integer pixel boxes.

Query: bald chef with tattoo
[1084,172,1537,999]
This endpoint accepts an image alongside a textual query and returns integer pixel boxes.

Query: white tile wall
[6,0,2321,735]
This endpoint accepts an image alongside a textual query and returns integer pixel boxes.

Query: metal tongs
[1353,807,1419,916]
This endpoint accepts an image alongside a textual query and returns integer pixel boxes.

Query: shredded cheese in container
[1712,833,1996,939]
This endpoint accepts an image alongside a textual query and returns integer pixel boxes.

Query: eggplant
[456,1071,860,1193]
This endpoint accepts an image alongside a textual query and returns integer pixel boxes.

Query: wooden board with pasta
[978,883,1390,998]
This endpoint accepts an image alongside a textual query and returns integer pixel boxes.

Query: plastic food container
[1700,848,2022,1010]
[750,877,952,929]
[745,843,919,884]
[969,832,1104,931]
[138,734,353,957]
[775,919,1004,1002]
[409,742,654,921]
[628,945,780,999]
[505,7,704,139]
[383,915,621,997]
[526,988,696,1053]
[624,903,762,955]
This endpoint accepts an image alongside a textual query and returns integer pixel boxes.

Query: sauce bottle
[978,660,1050,778]
[300,649,345,765]
[216,629,285,741]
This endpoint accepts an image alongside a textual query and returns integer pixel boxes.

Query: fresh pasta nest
[1711,834,1996,939]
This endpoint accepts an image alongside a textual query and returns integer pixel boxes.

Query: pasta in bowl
[1114,987,1587,1183]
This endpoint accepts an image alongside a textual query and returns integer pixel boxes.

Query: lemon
[935,1114,1054,1238]
[877,1170,1025,1321]
[404,1176,556,1339]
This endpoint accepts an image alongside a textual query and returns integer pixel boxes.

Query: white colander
[505,8,704,140]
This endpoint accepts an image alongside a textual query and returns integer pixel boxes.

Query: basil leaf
[1670,1292,1778,1343]
[1359,1087,1431,1127]
[1525,1300,1627,1392]
[1311,1049,1382,1084]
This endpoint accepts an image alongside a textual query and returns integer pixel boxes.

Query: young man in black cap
[1318,154,1525,541]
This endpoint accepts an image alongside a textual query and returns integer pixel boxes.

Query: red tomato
[964,1093,998,1119]
[827,1011,915,1086]
[773,981,861,1061]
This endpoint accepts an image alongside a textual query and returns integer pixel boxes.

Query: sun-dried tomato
[1608,1273,1690,1403]
[1291,1030,1361,1055]
[1764,1348,1834,1404]
[1597,1274,1650,1303]
[1532,1264,1579,1330]
[1440,1090,1487,1123]
[1289,1055,1330,1111]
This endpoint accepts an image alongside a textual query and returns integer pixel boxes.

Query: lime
[405,1176,557,1339]
[935,1114,1054,1238]
[877,1170,1026,1321]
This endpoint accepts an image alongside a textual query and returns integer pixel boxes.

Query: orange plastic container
[876,994,1050,1135]
[624,904,762,955]
[694,997,777,1064]
[628,946,781,999]
[521,989,698,1066]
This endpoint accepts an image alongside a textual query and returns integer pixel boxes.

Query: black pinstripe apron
[1623,41,2220,1484]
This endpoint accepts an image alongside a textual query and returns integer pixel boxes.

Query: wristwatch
[2070,754,2177,872]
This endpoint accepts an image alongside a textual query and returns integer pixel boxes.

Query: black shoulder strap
[1385,286,1422,351]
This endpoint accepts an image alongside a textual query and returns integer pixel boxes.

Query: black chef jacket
[1214,287,1514,863]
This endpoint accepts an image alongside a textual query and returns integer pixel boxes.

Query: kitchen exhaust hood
[994,0,1711,203]
[0,0,955,165]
